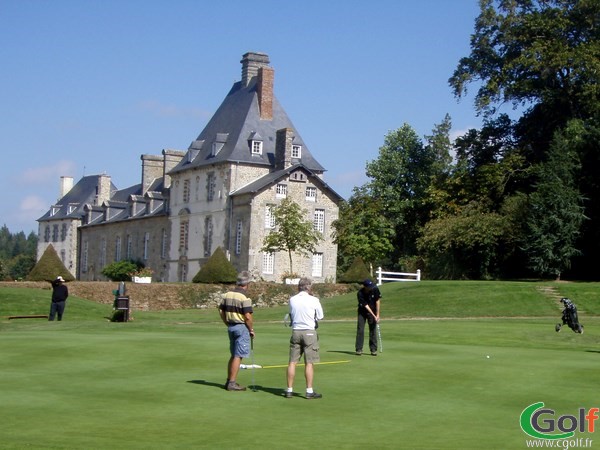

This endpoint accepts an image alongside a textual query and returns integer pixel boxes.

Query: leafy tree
[365,123,438,261]
[101,260,139,282]
[26,244,74,282]
[192,247,237,284]
[521,122,586,279]
[332,186,394,274]
[261,198,322,276]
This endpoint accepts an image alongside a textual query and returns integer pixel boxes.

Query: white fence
[376,267,421,285]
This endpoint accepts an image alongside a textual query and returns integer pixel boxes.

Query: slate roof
[232,164,343,202]
[170,77,326,174]
[37,175,117,222]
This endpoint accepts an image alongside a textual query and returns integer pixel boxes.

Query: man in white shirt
[284,277,324,399]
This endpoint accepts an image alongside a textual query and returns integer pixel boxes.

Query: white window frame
[306,186,317,202]
[262,252,274,275]
[115,236,122,261]
[265,205,276,229]
[143,232,150,260]
[314,209,325,233]
[292,144,302,158]
[126,234,132,260]
[161,228,167,259]
[312,253,323,277]
[251,140,263,155]
[276,183,287,198]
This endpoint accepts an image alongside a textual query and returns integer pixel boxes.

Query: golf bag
[555,298,583,334]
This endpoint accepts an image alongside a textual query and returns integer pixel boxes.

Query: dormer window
[292,145,302,158]
[251,140,263,155]
[212,142,224,157]
[276,183,287,198]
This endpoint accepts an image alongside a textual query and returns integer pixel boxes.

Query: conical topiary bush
[26,244,75,282]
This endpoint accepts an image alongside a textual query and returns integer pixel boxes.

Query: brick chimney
[275,128,294,170]
[241,52,270,87]
[257,66,274,120]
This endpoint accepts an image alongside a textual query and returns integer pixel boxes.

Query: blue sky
[1,0,485,234]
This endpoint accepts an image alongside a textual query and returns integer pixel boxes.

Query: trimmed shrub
[26,244,74,282]
[192,247,238,284]
[101,260,139,282]
[337,256,371,283]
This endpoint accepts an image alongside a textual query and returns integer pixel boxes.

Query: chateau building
[37,52,342,282]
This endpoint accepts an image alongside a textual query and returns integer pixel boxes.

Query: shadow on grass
[187,380,284,397]
[327,350,357,355]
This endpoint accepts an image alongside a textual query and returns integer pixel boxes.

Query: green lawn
[1,281,598,449]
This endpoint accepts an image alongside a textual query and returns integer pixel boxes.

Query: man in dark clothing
[49,276,69,321]
[355,278,381,356]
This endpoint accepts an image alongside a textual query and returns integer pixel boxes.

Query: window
[60,249,66,264]
[204,217,213,257]
[195,176,201,201]
[306,186,317,202]
[61,223,67,241]
[44,226,50,242]
[52,224,59,242]
[207,172,216,202]
[179,263,188,282]
[143,232,150,260]
[183,179,190,203]
[126,235,132,260]
[180,220,189,251]
[82,241,88,273]
[262,252,274,274]
[100,238,106,268]
[235,220,243,255]
[276,183,287,198]
[251,140,263,155]
[161,228,167,259]
[292,145,302,158]
[312,253,323,277]
[265,205,276,229]
[115,236,122,261]
[314,209,325,233]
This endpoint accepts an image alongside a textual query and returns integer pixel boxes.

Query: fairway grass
[1,282,598,449]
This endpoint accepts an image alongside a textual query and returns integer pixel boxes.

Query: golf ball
[486,355,490,359]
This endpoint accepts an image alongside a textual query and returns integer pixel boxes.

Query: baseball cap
[363,279,374,288]
[56,276,65,282]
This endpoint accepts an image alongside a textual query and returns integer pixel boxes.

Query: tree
[450,0,600,120]
[365,123,438,260]
[26,244,74,282]
[332,186,394,275]
[261,198,322,277]
[192,247,237,284]
[521,122,586,279]
[101,260,139,282]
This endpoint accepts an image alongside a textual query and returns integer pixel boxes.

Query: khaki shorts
[289,330,320,364]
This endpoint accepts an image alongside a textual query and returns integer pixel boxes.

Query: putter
[377,323,383,353]
[250,337,256,391]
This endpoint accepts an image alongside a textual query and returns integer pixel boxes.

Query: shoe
[371,352,377,356]
[306,392,322,399]
[355,351,362,356]
[226,382,247,391]
[283,391,293,398]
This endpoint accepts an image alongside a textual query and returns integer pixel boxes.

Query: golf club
[377,323,383,353]
[250,336,256,391]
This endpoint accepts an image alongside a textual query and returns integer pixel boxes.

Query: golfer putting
[355,279,382,356]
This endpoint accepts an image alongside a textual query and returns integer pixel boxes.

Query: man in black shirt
[49,276,69,321]
[355,279,381,356]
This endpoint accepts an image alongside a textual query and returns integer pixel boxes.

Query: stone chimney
[257,66,274,120]
[141,154,163,194]
[95,174,112,206]
[275,128,294,170]
[241,52,270,87]
[59,176,73,199]
[162,149,186,189]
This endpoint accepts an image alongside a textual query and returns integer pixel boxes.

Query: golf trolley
[555,297,584,334]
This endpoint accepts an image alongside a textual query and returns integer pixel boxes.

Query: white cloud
[19,160,77,185]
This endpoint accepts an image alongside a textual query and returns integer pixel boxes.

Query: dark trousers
[355,313,377,353]
[49,301,66,321]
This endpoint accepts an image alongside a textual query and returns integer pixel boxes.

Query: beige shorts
[289,330,320,364]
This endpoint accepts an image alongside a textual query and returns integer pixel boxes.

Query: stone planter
[132,276,152,284]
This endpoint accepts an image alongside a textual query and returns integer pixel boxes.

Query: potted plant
[129,267,153,283]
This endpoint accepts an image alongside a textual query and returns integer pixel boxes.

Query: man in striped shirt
[219,271,254,391]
